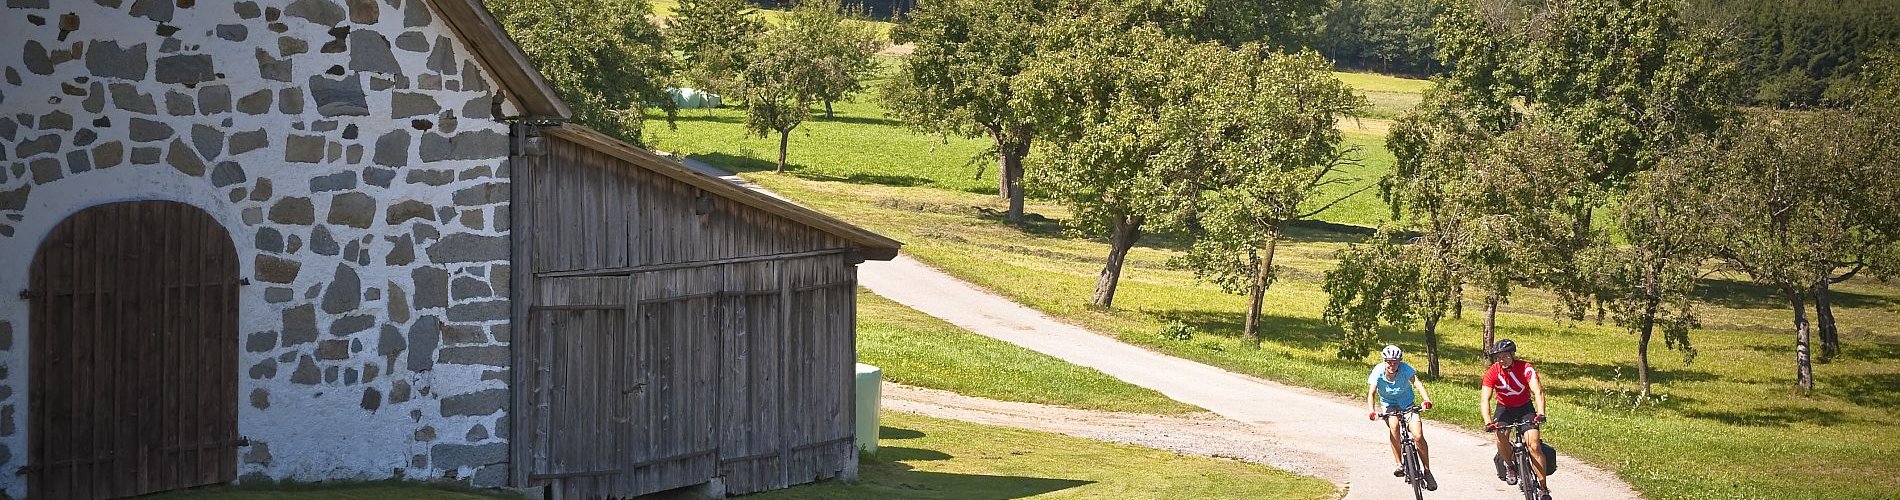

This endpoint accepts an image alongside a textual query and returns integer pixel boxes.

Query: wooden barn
[507,125,900,497]
[0,0,898,498]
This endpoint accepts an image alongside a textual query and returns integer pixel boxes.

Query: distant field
[1333,71,1430,120]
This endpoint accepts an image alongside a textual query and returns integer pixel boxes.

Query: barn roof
[547,125,904,261]
[436,0,902,261]
[430,0,572,120]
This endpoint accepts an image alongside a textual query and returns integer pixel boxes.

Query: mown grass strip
[858,289,1203,415]
[745,410,1338,499]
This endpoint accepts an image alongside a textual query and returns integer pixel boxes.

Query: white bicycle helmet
[1381,344,1403,361]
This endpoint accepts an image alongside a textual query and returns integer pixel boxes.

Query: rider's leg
[1386,415,1403,465]
[1409,417,1430,470]
[1525,427,1551,487]
[1493,429,1512,463]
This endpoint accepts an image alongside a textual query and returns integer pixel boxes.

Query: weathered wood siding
[511,130,859,498]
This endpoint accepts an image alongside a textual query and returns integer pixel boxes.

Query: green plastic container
[854,363,882,453]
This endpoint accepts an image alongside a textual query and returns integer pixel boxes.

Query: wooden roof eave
[543,125,904,261]
[427,0,573,121]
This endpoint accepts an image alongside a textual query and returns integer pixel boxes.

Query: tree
[1379,83,1498,365]
[1397,0,1740,364]
[883,0,1054,225]
[1807,49,1900,361]
[797,0,884,119]
[1600,153,1714,401]
[1095,0,1327,47]
[1324,227,1458,376]
[1509,0,1741,190]
[489,0,676,144]
[1174,48,1364,344]
[1317,0,1443,76]
[1017,23,1211,308]
[669,0,765,96]
[738,12,822,172]
[1705,110,1890,393]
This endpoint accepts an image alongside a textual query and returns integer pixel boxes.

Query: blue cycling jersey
[1369,362,1417,409]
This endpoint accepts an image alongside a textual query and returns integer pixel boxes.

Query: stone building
[0,1,899,498]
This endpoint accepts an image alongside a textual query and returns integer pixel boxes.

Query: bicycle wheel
[1517,451,1539,500]
[1405,443,1424,500]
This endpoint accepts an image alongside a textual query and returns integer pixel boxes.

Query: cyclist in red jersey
[1480,339,1550,499]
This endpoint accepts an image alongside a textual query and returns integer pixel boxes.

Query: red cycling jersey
[1483,360,1538,408]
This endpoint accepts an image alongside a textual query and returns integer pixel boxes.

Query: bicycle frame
[1497,421,1541,500]
[1379,406,1427,500]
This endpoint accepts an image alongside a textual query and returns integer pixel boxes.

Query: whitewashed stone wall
[0,0,521,494]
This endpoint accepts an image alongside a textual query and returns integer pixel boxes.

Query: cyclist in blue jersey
[1368,344,1436,490]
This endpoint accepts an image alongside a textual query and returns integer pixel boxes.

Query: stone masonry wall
[0,0,519,495]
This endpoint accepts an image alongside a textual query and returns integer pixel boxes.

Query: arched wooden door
[26,201,241,499]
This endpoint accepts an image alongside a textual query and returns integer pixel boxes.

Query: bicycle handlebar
[1376,406,1425,418]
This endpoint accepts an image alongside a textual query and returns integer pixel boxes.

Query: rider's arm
[1479,384,1494,423]
[1368,383,1379,415]
[1412,375,1431,407]
[1529,367,1548,417]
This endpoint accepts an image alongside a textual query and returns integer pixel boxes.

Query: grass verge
[742,410,1338,499]
[857,289,1202,414]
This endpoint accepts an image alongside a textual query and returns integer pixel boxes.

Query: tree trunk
[1790,292,1815,394]
[1637,306,1655,404]
[1483,292,1499,362]
[1595,296,1607,325]
[995,134,1029,225]
[1815,280,1839,362]
[824,100,835,119]
[775,127,791,173]
[1452,281,1464,319]
[1090,214,1145,308]
[1423,312,1441,378]
[1242,233,1281,345]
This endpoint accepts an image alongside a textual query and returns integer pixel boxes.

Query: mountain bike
[1494,420,1547,500]
[1378,405,1429,500]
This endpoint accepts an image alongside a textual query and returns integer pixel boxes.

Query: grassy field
[1334,71,1431,119]
[745,411,1337,499]
[643,81,1900,498]
[858,290,1202,414]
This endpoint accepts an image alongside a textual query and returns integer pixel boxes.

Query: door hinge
[18,289,35,301]
[238,278,252,286]
[15,464,32,476]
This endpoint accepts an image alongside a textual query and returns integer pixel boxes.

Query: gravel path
[861,255,1641,500]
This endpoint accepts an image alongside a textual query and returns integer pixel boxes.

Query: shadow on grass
[1152,309,1342,352]
[1534,360,1721,385]
[1695,278,1897,310]
[1681,405,1852,427]
[1841,341,1900,361]
[839,469,1094,500]
[880,426,926,440]
[811,113,905,127]
[799,172,934,188]
[671,113,745,125]
[1825,371,1900,410]
[973,208,1068,238]
[690,152,778,174]
[875,446,954,462]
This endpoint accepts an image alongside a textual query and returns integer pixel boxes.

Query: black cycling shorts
[1494,403,1537,428]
